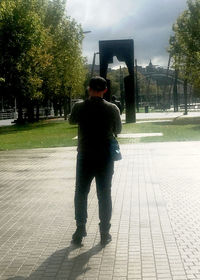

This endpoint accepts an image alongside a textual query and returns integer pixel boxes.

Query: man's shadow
[6,243,103,280]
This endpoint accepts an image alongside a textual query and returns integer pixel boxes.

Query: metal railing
[0,111,15,120]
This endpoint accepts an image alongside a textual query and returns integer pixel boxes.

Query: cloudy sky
[67,0,188,68]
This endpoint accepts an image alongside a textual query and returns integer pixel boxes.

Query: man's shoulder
[73,100,84,107]
[74,98,119,113]
[71,100,86,112]
[103,100,120,112]
[103,99,117,108]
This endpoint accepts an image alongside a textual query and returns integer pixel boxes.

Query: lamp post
[82,30,92,100]
[91,52,99,78]
[135,59,139,113]
[83,31,92,34]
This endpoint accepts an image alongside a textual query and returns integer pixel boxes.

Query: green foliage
[0,0,86,120]
[169,0,200,90]
[107,67,158,98]
[42,0,86,98]
[0,0,51,101]
[45,17,86,98]
[107,69,122,96]
[137,71,157,97]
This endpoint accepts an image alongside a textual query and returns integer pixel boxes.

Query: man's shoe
[100,233,112,246]
[72,225,87,245]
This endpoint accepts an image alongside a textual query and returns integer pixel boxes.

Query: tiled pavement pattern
[0,142,200,280]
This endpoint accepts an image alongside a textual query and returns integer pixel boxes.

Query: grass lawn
[0,116,200,150]
[121,116,200,144]
[0,119,77,151]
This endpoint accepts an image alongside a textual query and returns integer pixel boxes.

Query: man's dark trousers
[75,152,114,234]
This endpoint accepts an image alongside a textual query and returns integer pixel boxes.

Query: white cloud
[67,0,188,67]
[67,0,138,28]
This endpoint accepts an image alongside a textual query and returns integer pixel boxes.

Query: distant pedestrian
[69,76,122,246]
[111,95,122,114]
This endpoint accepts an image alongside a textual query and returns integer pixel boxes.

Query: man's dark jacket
[69,97,122,156]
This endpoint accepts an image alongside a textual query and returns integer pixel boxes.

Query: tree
[107,67,159,105]
[45,16,86,118]
[0,0,52,121]
[0,0,86,122]
[169,0,200,90]
[41,0,86,118]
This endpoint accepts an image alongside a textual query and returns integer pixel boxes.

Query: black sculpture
[99,39,135,123]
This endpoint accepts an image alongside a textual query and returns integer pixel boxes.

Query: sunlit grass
[0,120,77,150]
[120,117,200,144]
[0,116,200,151]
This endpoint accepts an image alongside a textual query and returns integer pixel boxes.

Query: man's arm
[68,103,80,125]
[113,106,122,136]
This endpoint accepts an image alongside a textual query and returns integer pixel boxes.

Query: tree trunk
[184,79,188,115]
[17,98,24,123]
[59,102,62,117]
[27,103,35,122]
[53,101,58,117]
[173,69,178,112]
[63,97,68,120]
[36,103,40,121]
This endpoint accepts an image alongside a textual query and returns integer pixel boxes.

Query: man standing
[69,76,122,246]
[111,95,122,114]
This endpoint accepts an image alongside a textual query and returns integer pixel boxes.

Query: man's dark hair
[89,76,107,92]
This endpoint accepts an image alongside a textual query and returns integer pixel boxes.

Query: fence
[0,111,16,120]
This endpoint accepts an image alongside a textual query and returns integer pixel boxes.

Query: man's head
[89,76,107,97]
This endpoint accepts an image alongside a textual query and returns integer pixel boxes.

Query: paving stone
[1,142,200,279]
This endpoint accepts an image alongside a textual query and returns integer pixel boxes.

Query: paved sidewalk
[1,111,200,127]
[0,142,200,280]
[0,120,15,127]
[122,111,200,122]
